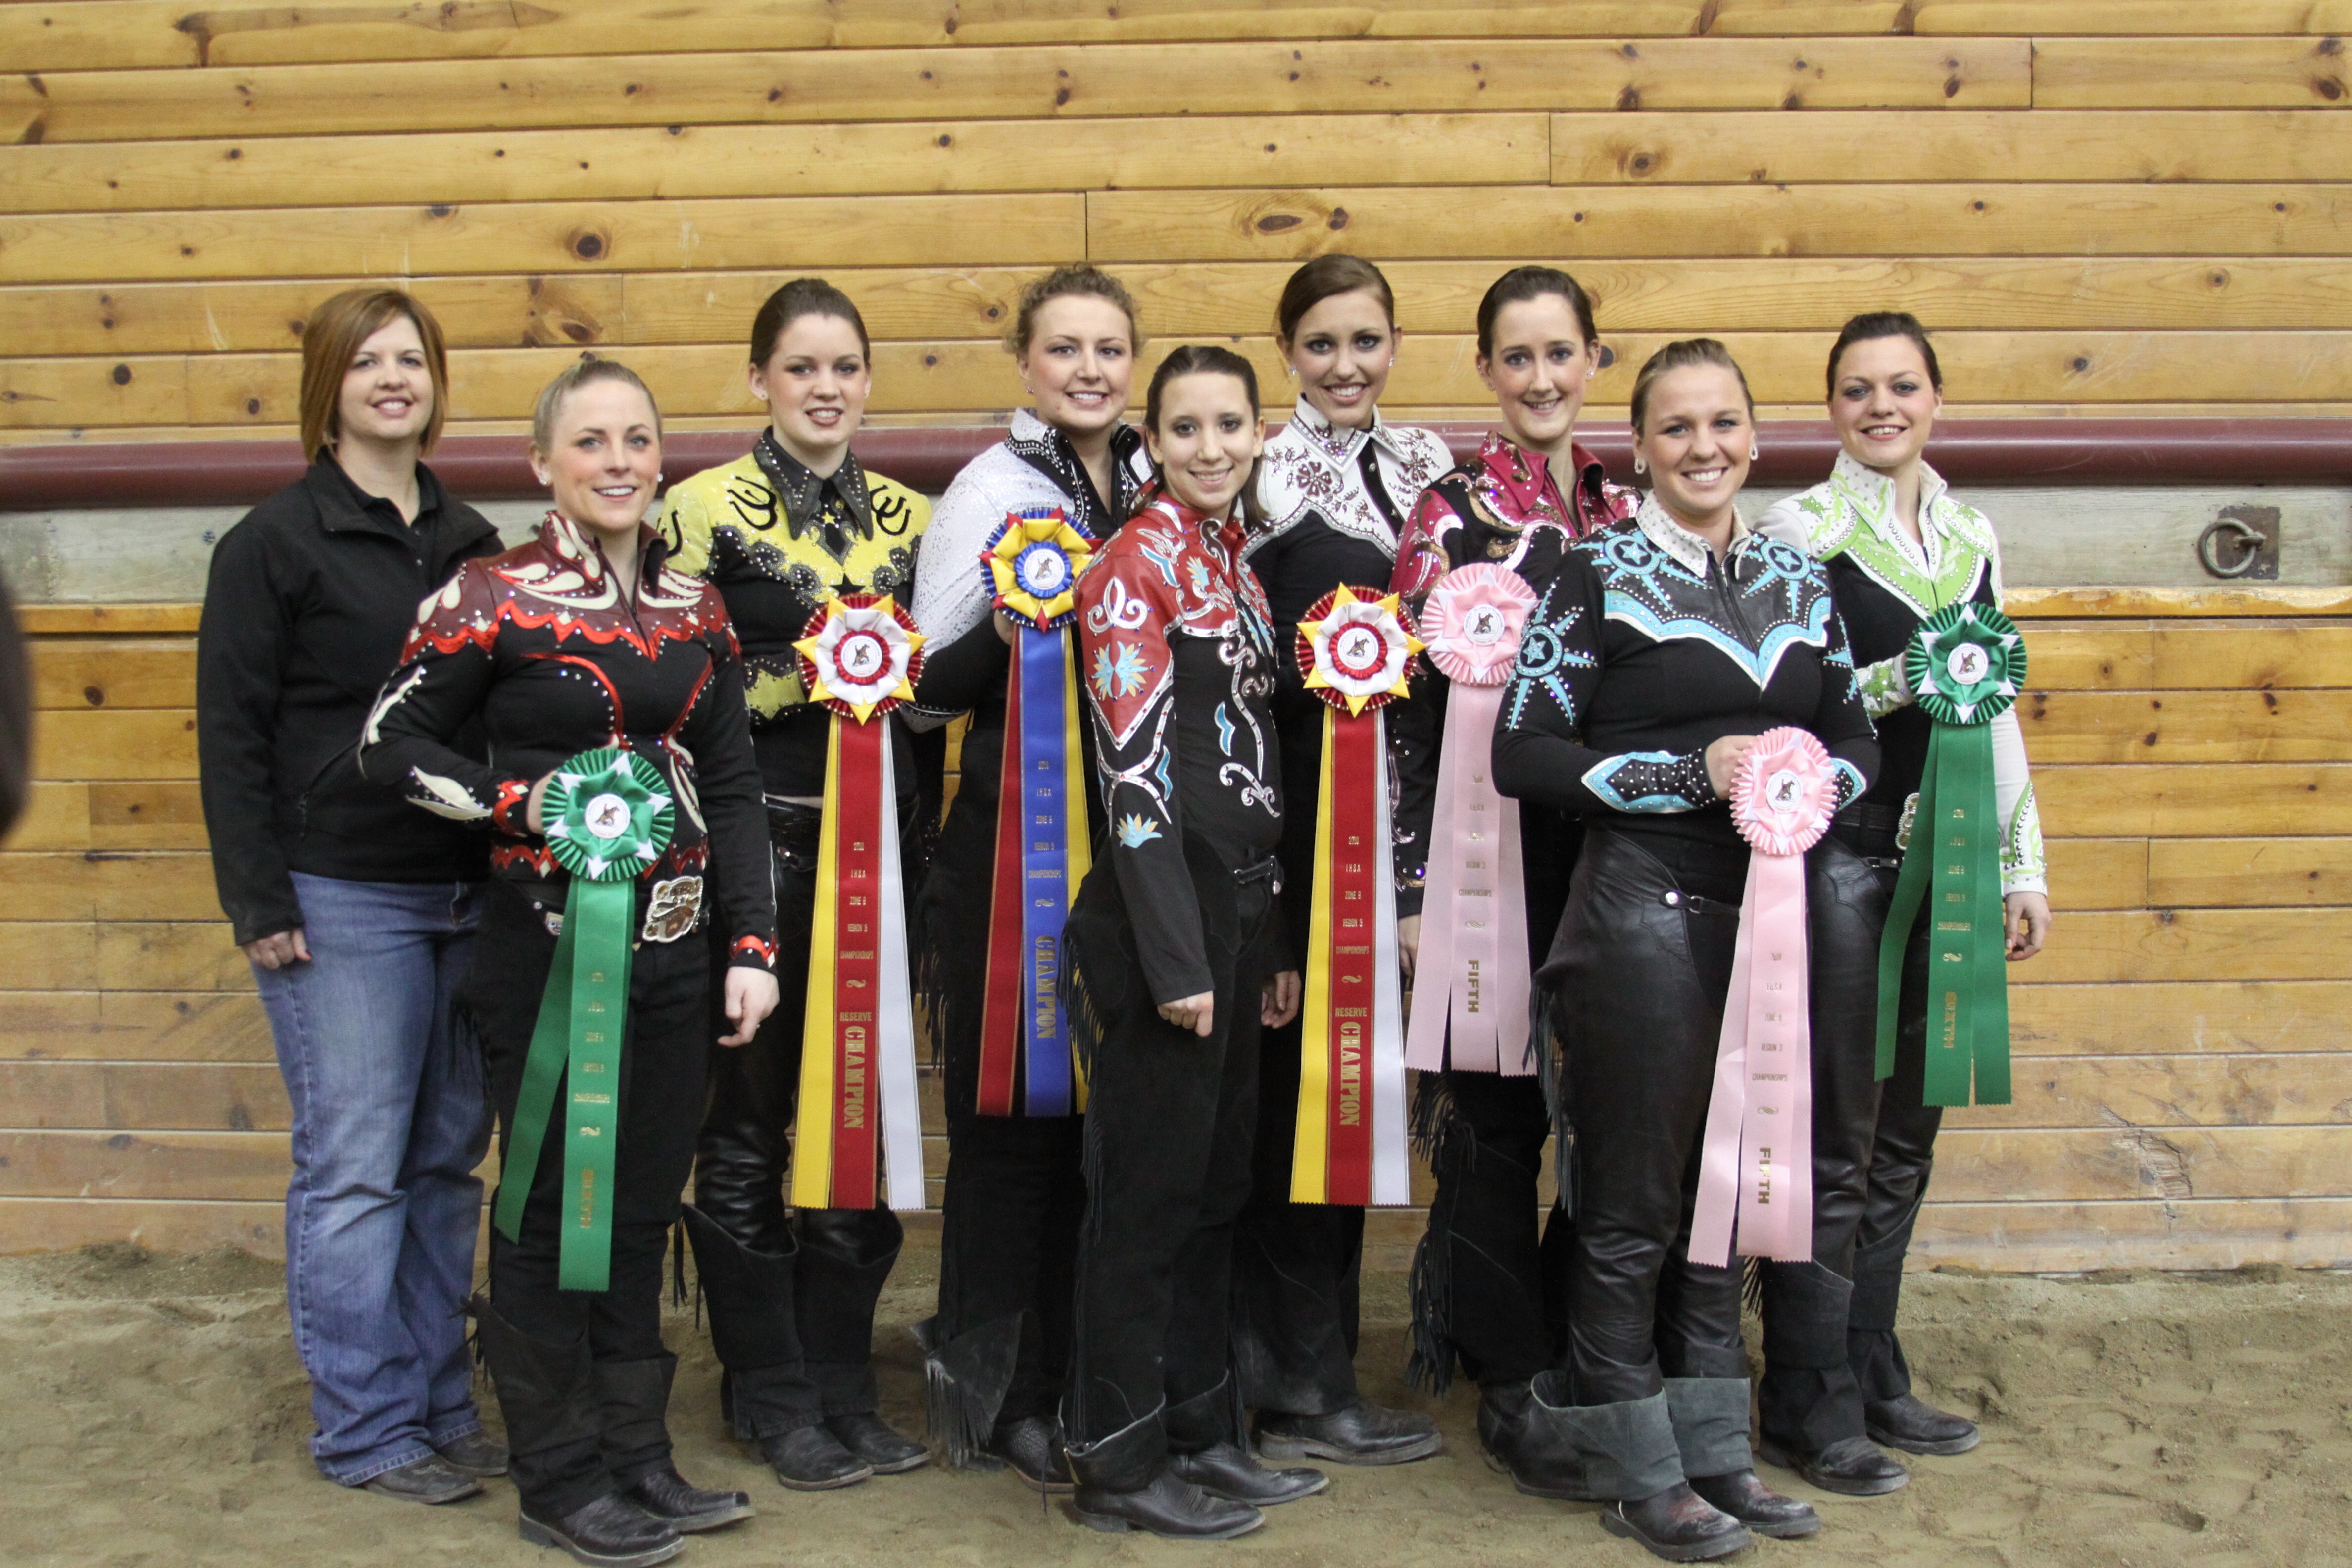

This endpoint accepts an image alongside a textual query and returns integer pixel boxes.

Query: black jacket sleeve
[911,615,1009,717]
[1491,556,1715,818]
[355,564,536,834]
[196,515,306,944]
[676,627,781,971]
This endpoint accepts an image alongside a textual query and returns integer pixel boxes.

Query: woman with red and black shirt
[363,358,779,1568]
[1384,266,1636,1496]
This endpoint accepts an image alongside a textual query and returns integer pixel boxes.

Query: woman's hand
[244,928,312,971]
[1159,991,1215,1038]
[1262,970,1302,1028]
[1396,915,1421,982]
[2004,891,2052,962]
[525,772,555,833]
[1704,735,1757,799]
[719,967,782,1047]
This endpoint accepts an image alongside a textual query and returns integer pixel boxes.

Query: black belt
[1234,854,1283,894]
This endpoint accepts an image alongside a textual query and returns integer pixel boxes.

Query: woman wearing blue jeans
[197,288,508,1505]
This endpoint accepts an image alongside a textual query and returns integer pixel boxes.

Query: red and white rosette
[794,592,925,723]
[1407,564,1540,1074]
[787,593,928,1213]
[1688,726,1839,1266]
[1288,586,1421,1208]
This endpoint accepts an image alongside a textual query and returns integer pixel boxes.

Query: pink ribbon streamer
[1689,727,1838,1267]
[1406,565,1538,1074]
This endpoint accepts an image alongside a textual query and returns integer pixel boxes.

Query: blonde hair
[298,287,449,461]
[1628,337,1754,435]
[530,354,662,454]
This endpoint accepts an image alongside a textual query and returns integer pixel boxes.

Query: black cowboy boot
[1068,1404,1262,1540]
[1666,1376,1818,1539]
[595,1354,754,1534]
[800,1207,928,1473]
[473,1296,681,1568]
[1555,1389,1749,1565]
[681,1204,870,1490]
[1476,1370,1595,1501]
[1757,1260,1908,1495]
[1166,1374,1327,1507]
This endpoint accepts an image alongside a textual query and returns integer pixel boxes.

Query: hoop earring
[1632,455,1646,476]
[1750,445,1760,462]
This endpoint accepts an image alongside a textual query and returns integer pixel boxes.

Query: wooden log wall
[0,2,2350,438]
[8,590,2352,1271]
[4,2,2352,1265]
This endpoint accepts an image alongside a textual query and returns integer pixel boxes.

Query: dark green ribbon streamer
[491,749,673,1292]
[1873,605,2024,1108]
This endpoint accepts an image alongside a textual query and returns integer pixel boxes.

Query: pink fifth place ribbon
[1688,727,1838,1266]
[1406,565,1538,1075]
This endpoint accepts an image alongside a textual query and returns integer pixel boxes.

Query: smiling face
[1282,287,1396,431]
[1144,371,1264,518]
[1632,363,1754,534]
[1829,334,1942,474]
[750,311,869,470]
[532,378,664,539]
[1018,294,1136,440]
[1479,294,1603,453]
[335,314,435,452]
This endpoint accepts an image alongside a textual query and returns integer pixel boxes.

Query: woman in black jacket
[1492,340,1879,1562]
[196,288,507,1507]
[362,357,781,1568]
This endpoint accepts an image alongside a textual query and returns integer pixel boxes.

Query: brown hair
[298,287,449,461]
[1628,337,1755,435]
[530,354,662,455]
[1006,264,1141,357]
[1476,265,1599,360]
[1274,254,1396,345]
[1826,310,1942,396]
[1134,344,1266,528]
[751,276,870,365]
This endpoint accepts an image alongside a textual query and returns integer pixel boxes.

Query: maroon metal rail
[3,419,2346,509]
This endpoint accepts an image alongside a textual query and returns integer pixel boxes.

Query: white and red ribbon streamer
[1689,726,1839,1266]
[1406,564,1539,1075]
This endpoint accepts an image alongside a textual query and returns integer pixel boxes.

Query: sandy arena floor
[2,1244,2346,1568]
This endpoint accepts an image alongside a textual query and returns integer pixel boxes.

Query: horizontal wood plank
[31,710,196,781]
[2017,689,2352,764]
[1089,184,2352,264]
[0,195,1085,286]
[2034,37,2352,110]
[2010,588,2352,620]
[14,254,2352,361]
[1947,1052,2352,1133]
[1554,109,2352,185]
[2034,765,2352,838]
[0,1061,289,1132]
[2149,622,2352,689]
[0,1195,287,1257]
[2148,838,2352,909]
[0,992,271,1064]
[30,640,197,711]
[0,922,249,993]
[1928,1125,2352,1205]
[2016,908,2352,986]
[2019,623,2155,690]
[1909,1197,2352,1274]
[5,782,212,852]
[2046,837,2145,911]
[15,605,204,636]
[2013,982,2352,1057]
[0,40,2033,145]
[0,115,1551,215]
[9,330,2347,430]
[0,853,222,923]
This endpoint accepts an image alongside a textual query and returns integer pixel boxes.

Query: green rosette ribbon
[1876,603,2025,1107]
[492,748,675,1291]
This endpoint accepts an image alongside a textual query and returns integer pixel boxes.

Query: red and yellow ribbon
[790,594,929,1212]
[1290,585,1420,1208]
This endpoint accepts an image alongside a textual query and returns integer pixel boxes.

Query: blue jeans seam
[329,1436,437,1487]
